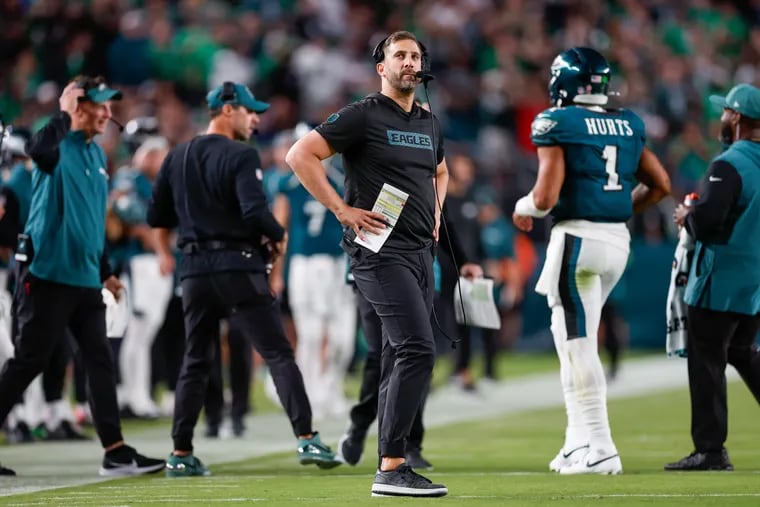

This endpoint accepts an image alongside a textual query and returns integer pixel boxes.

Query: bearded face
[386,67,419,93]
[719,109,739,146]
[380,39,422,94]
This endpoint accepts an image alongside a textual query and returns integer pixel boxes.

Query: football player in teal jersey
[111,137,174,419]
[271,126,355,420]
[513,47,671,475]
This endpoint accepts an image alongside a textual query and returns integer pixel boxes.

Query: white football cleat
[559,449,622,475]
[549,444,589,472]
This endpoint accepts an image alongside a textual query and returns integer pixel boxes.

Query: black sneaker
[371,463,448,497]
[405,448,433,471]
[664,449,734,471]
[0,463,15,476]
[232,418,245,438]
[337,426,366,466]
[5,422,35,444]
[205,425,220,438]
[46,421,91,441]
[99,445,166,477]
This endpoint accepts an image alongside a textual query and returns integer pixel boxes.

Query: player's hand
[512,213,533,232]
[460,262,484,280]
[158,252,176,276]
[59,81,85,117]
[433,213,441,242]
[335,205,387,240]
[103,275,123,302]
[269,272,285,296]
[269,232,288,262]
[673,203,690,227]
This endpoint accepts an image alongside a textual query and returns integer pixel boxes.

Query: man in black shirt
[148,81,341,476]
[287,31,449,497]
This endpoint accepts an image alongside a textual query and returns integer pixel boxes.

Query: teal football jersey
[531,106,646,223]
[278,172,344,256]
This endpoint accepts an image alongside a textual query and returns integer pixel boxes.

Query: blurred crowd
[1,0,759,351]
[2,0,758,217]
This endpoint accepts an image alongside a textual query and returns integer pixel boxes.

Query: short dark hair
[375,31,422,63]
[208,103,242,119]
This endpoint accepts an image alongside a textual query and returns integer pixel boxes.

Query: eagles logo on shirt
[531,117,558,137]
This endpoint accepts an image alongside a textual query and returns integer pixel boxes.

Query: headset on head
[75,76,103,101]
[219,81,237,103]
[372,35,430,74]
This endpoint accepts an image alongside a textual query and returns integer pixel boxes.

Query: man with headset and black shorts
[147,81,341,476]
[287,31,449,498]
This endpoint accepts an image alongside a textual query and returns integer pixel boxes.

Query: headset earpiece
[220,81,237,103]
[418,41,430,74]
[372,37,388,64]
[75,78,91,102]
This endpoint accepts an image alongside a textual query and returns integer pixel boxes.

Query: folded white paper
[454,277,501,330]
[354,183,409,253]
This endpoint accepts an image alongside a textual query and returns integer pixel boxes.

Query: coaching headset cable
[417,73,468,349]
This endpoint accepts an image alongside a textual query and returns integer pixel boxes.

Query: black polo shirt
[315,93,444,252]
[147,134,284,278]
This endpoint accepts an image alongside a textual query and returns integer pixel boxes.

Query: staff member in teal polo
[667,83,760,471]
[0,76,165,477]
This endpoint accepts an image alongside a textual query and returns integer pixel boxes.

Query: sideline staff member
[287,31,449,497]
[148,81,341,477]
[0,76,165,476]
[667,83,760,471]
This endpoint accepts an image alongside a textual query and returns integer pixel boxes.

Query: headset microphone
[109,117,125,132]
[415,70,435,84]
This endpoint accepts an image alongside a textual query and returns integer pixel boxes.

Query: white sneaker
[549,444,589,472]
[559,449,622,475]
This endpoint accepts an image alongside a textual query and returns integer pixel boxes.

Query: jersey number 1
[602,145,623,191]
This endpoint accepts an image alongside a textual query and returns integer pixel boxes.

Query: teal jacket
[25,112,110,288]
[5,162,33,227]
[684,140,760,315]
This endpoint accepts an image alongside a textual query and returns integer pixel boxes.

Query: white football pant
[542,231,628,457]
[288,254,355,419]
[119,253,173,416]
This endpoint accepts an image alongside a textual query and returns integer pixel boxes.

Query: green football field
[4,377,758,506]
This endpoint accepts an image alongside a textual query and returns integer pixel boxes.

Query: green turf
[8,378,759,506]
[247,351,564,415]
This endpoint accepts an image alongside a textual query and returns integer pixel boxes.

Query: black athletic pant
[0,264,123,447]
[204,320,253,427]
[350,248,436,459]
[173,271,311,451]
[686,305,760,453]
[8,284,78,410]
[349,288,427,450]
[454,326,498,379]
[153,294,185,393]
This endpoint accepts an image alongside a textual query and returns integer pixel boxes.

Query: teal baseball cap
[78,81,123,103]
[709,83,760,120]
[206,82,270,113]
